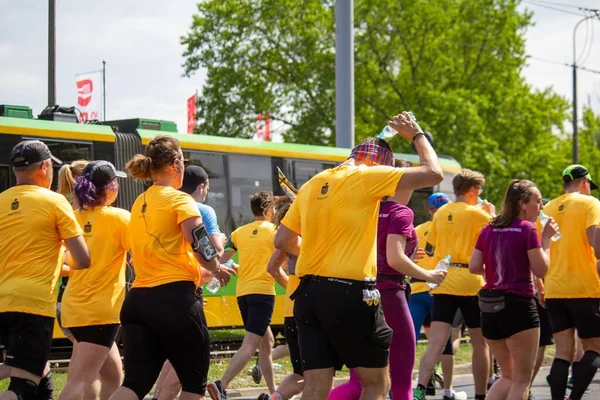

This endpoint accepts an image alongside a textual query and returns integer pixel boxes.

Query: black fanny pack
[478,289,506,313]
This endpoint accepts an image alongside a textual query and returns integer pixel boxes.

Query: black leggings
[120,281,210,398]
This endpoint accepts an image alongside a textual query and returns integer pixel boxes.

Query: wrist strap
[412,131,425,142]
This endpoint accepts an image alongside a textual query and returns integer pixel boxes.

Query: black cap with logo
[82,161,127,187]
[10,140,62,167]
[180,165,209,194]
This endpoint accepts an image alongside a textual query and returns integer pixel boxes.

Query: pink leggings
[328,287,416,400]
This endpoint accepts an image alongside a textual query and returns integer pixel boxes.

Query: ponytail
[126,155,153,181]
[57,160,89,207]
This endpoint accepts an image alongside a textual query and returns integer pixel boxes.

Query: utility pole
[48,0,56,106]
[335,0,354,148]
[102,60,106,121]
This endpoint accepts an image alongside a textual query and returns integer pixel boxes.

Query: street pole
[48,0,56,106]
[572,14,595,164]
[335,0,354,148]
[102,60,106,121]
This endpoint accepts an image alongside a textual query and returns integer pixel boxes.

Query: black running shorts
[432,294,481,329]
[293,276,392,371]
[69,324,120,349]
[284,317,302,375]
[545,298,600,339]
[0,312,54,377]
[480,292,540,340]
[120,281,210,398]
[536,297,554,347]
[237,294,275,337]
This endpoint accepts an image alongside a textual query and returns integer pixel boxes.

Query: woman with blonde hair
[58,160,89,207]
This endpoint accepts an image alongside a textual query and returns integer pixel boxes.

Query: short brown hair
[452,168,485,196]
[126,135,181,181]
[250,191,274,217]
[394,158,413,168]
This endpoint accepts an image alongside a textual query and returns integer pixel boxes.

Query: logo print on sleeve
[558,203,565,212]
[84,222,92,233]
[252,228,258,236]
[321,182,329,195]
[447,213,453,222]
[11,199,19,210]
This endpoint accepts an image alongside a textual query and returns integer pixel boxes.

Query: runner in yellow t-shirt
[274,111,444,400]
[0,140,90,399]
[58,161,130,400]
[543,164,600,400]
[207,191,278,399]
[110,135,232,400]
[414,169,494,400]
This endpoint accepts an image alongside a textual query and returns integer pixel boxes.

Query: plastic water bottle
[206,260,234,294]
[378,111,417,139]
[428,255,451,290]
[539,211,561,241]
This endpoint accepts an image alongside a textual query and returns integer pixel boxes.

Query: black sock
[36,371,54,400]
[416,383,426,391]
[569,351,600,400]
[475,394,486,400]
[549,358,571,400]
[571,361,579,378]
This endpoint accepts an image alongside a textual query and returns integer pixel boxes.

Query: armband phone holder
[192,224,219,262]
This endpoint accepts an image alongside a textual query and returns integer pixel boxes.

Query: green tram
[0,110,461,337]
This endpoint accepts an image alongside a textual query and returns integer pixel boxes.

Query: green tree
[182,0,574,203]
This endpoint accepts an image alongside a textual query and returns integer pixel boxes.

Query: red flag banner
[76,71,102,122]
[187,95,197,133]
[253,114,271,141]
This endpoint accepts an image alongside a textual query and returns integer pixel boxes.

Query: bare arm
[267,249,289,289]
[219,250,236,264]
[63,236,91,270]
[468,248,485,275]
[386,234,446,285]
[388,112,443,192]
[528,248,548,278]
[210,234,225,257]
[274,225,301,257]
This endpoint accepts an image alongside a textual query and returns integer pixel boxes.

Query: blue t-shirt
[198,203,220,235]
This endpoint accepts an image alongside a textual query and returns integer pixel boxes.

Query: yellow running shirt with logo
[230,220,277,297]
[129,185,201,288]
[62,206,131,327]
[426,202,490,296]
[282,164,404,281]
[413,220,436,295]
[543,193,600,299]
[0,185,83,317]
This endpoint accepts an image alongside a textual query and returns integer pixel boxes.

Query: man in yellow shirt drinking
[414,169,493,400]
[543,164,600,400]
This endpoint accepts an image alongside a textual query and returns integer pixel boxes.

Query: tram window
[0,166,9,193]
[289,160,336,188]
[229,154,273,227]
[184,151,231,235]
[408,191,432,227]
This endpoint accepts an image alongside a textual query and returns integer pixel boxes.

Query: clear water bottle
[539,211,561,241]
[378,111,417,139]
[428,255,451,290]
[206,260,234,294]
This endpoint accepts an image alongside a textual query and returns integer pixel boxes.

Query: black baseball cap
[10,140,62,167]
[562,164,598,190]
[180,165,209,194]
[83,160,127,187]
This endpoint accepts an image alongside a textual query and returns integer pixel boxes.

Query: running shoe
[252,361,262,384]
[413,387,426,400]
[442,390,467,400]
[425,375,436,396]
[256,395,270,400]
[207,381,228,400]
[566,376,574,390]
[527,390,536,400]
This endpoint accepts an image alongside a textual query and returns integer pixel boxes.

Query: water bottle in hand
[378,111,417,139]
[539,211,561,241]
[428,255,451,290]
[206,260,235,294]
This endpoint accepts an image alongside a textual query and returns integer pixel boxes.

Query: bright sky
[0,0,598,137]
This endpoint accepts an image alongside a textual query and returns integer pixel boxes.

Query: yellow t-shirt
[282,164,404,281]
[412,220,436,295]
[129,185,201,288]
[62,206,131,327]
[543,193,600,299]
[426,202,490,296]
[231,220,276,297]
[0,185,83,317]
[284,274,300,318]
